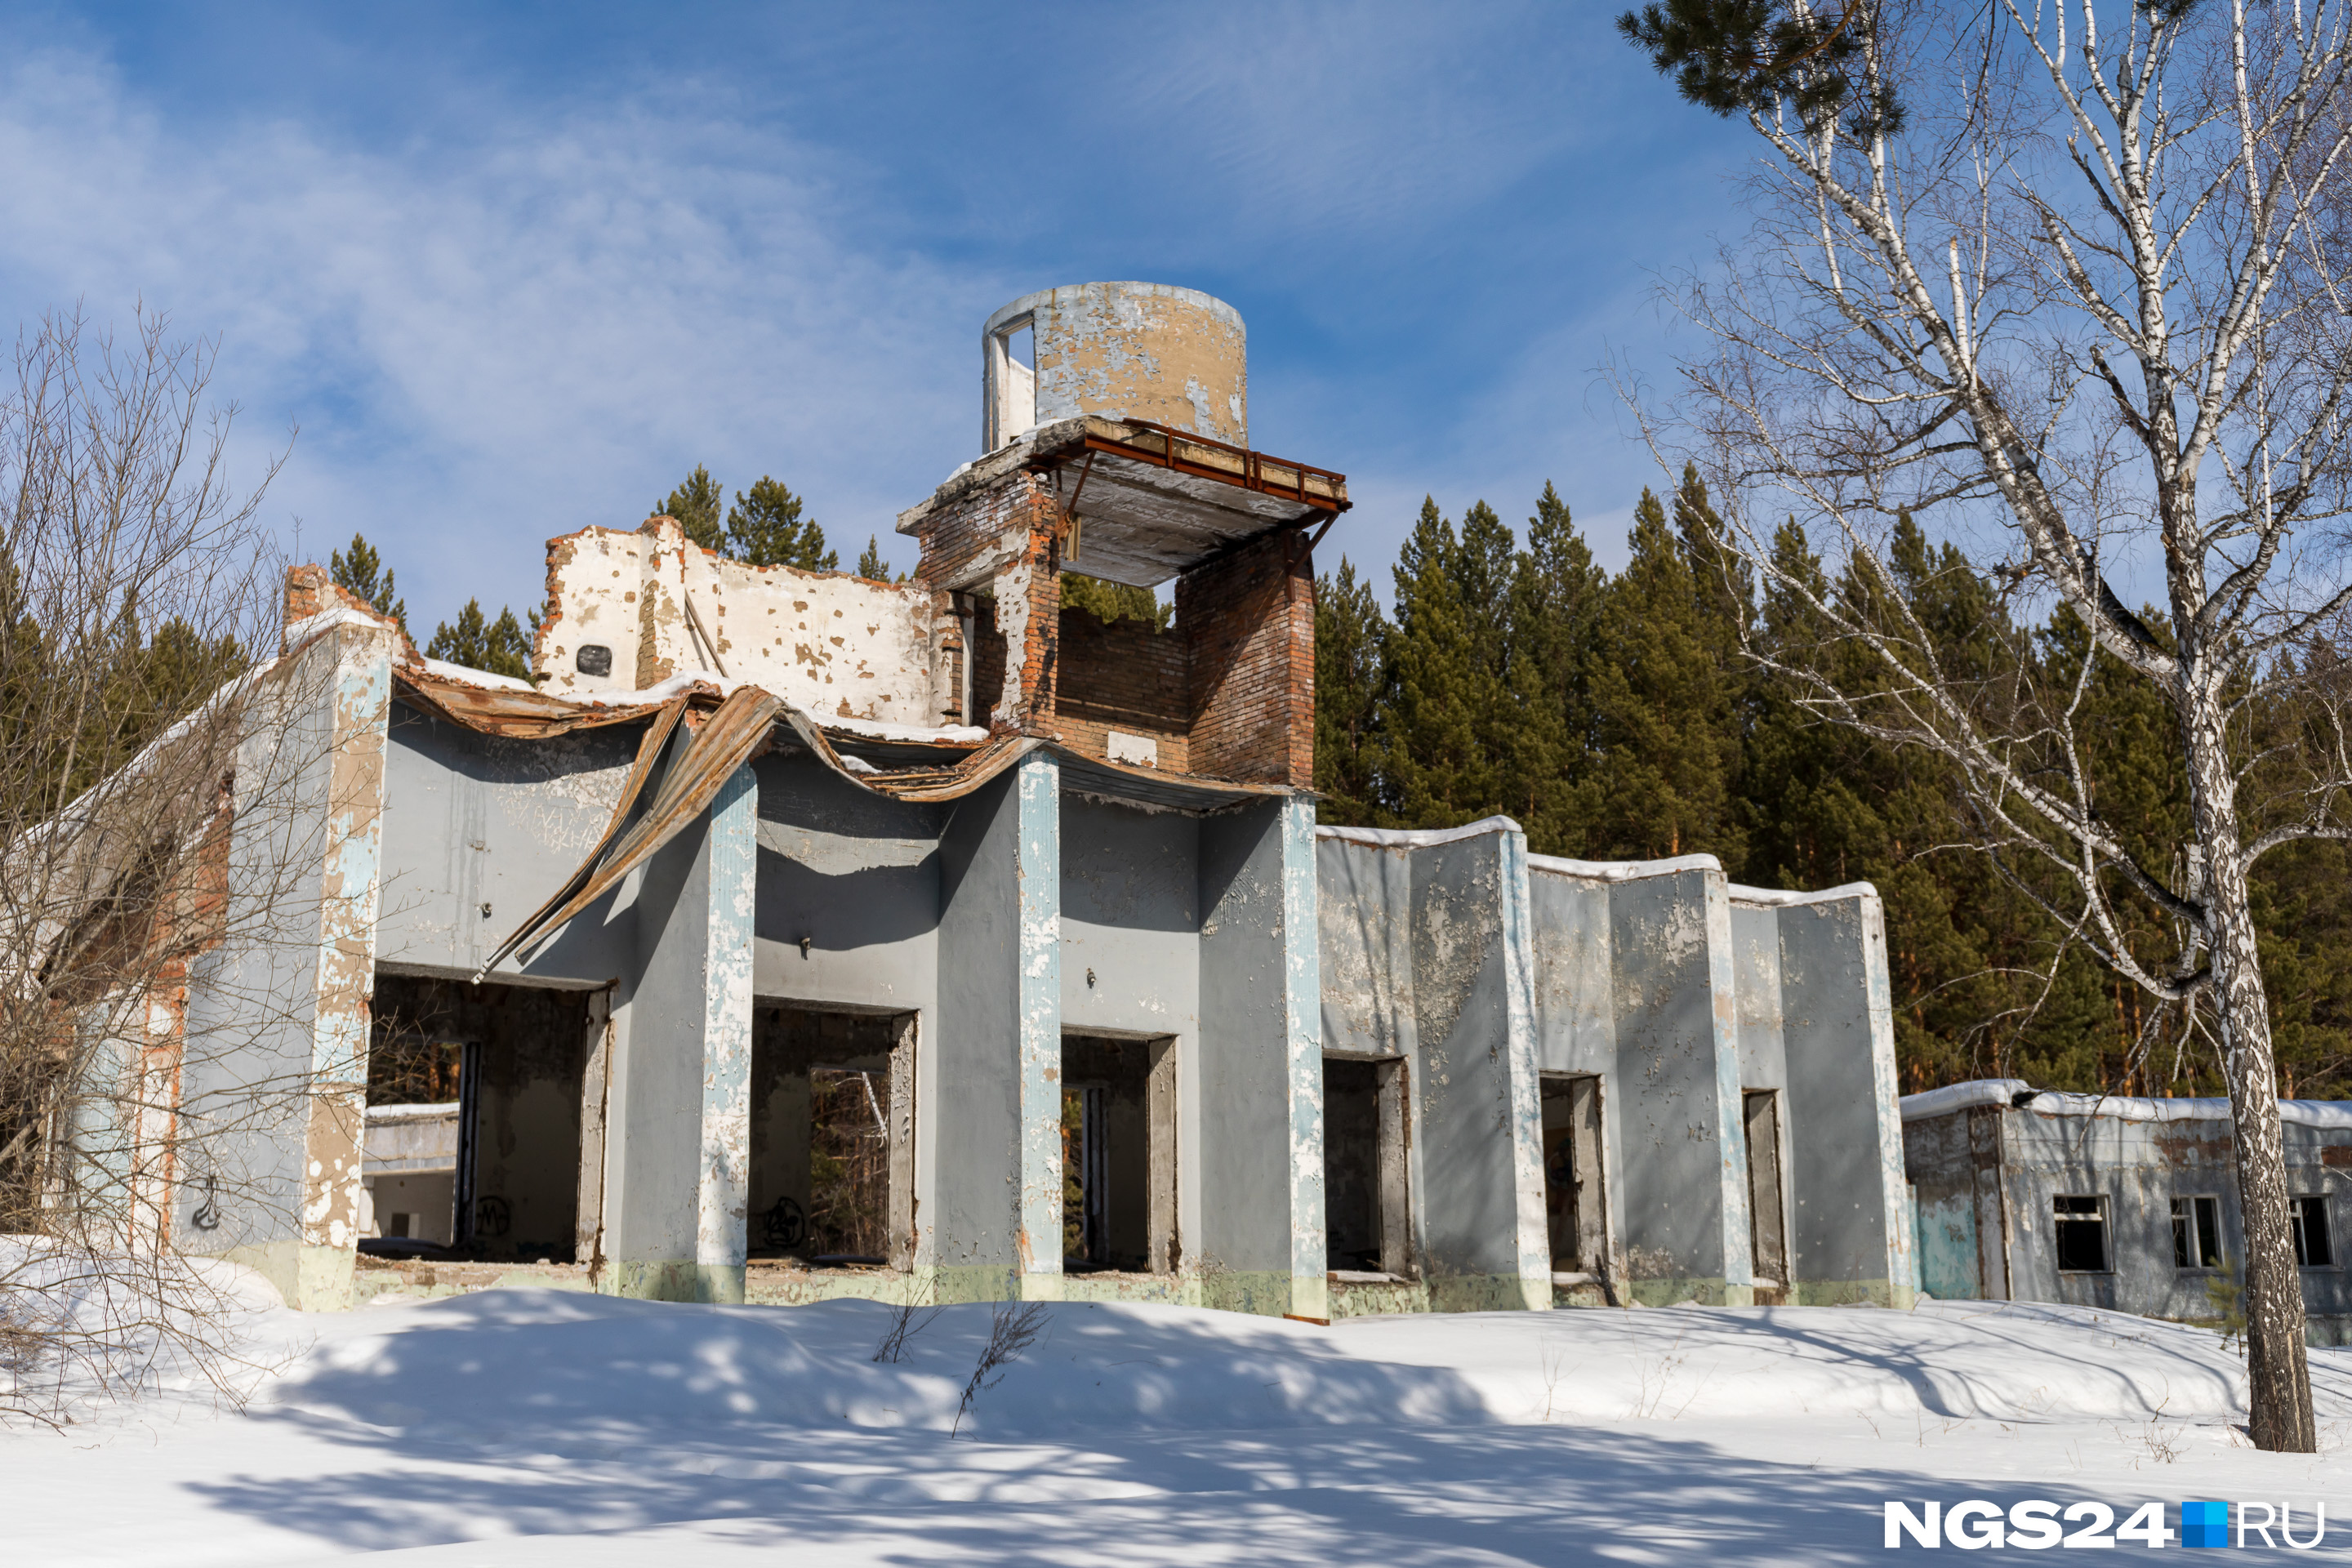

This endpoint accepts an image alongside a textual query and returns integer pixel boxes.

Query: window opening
[1540,1074,1606,1276]
[2292,1196,2334,1268]
[2172,1195,2223,1270]
[2053,1194,2110,1272]
[1058,1036,1176,1272]
[1742,1089,1787,1287]
[989,318,1038,449]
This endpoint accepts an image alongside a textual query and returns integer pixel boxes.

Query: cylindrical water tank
[982,282,1247,452]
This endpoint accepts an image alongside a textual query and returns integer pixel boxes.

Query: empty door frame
[1541,1072,1610,1280]
[1742,1088,1788,1288]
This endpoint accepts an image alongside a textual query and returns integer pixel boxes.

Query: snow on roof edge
[1316,816,1523,849]
[1900,1077,2352,1129]
[1528,849,1722,881]
[417,657,537,693]
[364,1102,461,1122]
[1727,880,1880,909]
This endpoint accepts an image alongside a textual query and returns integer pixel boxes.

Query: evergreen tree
[1381,498,1504,826]
[1584,485,1744,862]
[1314,556,1390,826]
[427,599,534,681]
[655,465,725,553]
[328,532,406,633]
[1060,571,1169,630]
[857,535,891,581]
[726,476,835,570]
[1500,483,1603,854]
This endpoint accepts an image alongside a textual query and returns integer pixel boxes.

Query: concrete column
[1607,863,1753,1305]
[1395,825,1551,1312]
[176,615,396,1311]
[1281,795,1326,1322]
[1776,888,1915,1306]
[1015,750,1063,1297]
[1496,828,1552,1309]
[1196,795,1321,1318]
[604,760,758,1302]
[696,763,757,1303]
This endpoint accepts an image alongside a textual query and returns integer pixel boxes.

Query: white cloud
[0,46,998,624]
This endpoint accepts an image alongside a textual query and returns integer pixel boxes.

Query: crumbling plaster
[537,519,953,727]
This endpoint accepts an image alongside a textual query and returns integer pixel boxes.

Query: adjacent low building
[1901,1080,2352,1344]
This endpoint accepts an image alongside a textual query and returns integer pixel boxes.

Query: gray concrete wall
[930,768,1029,1294]
[1198,800,1314,1314]
[749,751,942,1013]
[376,701,641,985]
[1406,832,1544,1307]
[1768,891,1914,1304]
[1605,865,1750,1303]
[1060,797,1199,1043]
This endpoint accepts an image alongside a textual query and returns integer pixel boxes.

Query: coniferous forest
[1316,469,2352,1102]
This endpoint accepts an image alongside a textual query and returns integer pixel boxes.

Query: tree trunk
[2188,713,2316,1452]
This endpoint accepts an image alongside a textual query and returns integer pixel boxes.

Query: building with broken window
[1902,1080,2352,1344]
[78,281,1918,1320]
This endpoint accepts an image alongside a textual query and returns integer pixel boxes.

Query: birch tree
[1619,0,2352,1450]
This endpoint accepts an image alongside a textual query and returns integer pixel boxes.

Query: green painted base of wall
[1788,1278,1909,1308]
[601,1260,727,1302]
[737,1266,1310,1317]
[224,1241,354,1312]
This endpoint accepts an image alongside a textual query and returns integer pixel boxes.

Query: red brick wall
[1175,527,1315,786]
[1054,606,1191,772]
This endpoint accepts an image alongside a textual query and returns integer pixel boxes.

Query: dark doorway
[1060,1035,1178,1272]
[1323,1055,1410,1276]
[1742,1089,1787,1291]
[1541,1074,1607,1275]
[748,1007,915,1266]
[368,973,595,1260]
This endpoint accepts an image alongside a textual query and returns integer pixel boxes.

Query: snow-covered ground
[8,1287,2351,1564]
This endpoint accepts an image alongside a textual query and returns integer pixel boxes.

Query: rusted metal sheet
[476,686,781,977]
[1072,419,1349,514]
[395,665,697,738]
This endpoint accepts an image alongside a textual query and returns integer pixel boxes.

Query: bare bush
[0,307,318,1425]
[952,1299,1049,1438]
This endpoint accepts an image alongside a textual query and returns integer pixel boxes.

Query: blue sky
[0,2,1753,631]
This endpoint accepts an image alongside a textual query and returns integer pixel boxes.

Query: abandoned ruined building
[85,281,1922,1319]
[1903,1081,2352,1344]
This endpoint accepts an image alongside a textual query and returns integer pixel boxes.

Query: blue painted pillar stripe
[1282,795,1326,1320]
[1704,871,1754,1290]
[1017,751,1063,1291]
[1859,892,1916,1304]
[696,761,757,1292]
[1498,826,1552,1306]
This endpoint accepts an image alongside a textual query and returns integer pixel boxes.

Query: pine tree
[726,476,835,570]
[1584,485,1744,862]
[1314,556,1390,826]
[1382,498,1503,826]
[1500,483,1603,854]
[426,599,534,681]
[1060,572,1169,630]
[328,533,406,633]
[857,536,892,581]
[655,465,726,553]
